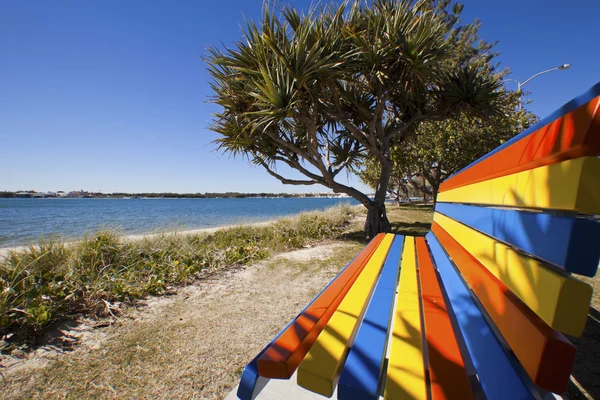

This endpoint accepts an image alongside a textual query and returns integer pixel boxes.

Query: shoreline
[0,199,362,257]
[0,219,279,258]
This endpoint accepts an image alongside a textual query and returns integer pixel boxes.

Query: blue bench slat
[435,203,600,277]
[337,235,404,400]
[447,81,600,179]
[237,246,366,400]
[426,232,536,400]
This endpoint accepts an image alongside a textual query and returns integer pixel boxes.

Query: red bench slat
[256,233,385,378]
[432,223,576,394]
[439,96,600,193]
[416,237,474,400]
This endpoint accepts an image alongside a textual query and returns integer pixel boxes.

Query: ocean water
[0,197,359,248]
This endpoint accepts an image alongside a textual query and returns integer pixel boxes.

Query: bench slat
[337,235,404,400]
[416,237,474,400]
[257,233,385,379]
[426,232,536,400]
[435,202,600,277]
[237,233,385,400]
[432,223,576,394]
[297,234,395,397]
[437,156,600,215]
[434,212,592,336]
[440,82,600,192]
[383,237,427,400]
[236,82,600,400]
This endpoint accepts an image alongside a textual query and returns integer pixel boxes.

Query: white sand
[0,220,277,259]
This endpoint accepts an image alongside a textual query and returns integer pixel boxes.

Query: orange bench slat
[431,223,576,394]
[439,95,600,193]
[416,237,474,400]
[256,233,385,379]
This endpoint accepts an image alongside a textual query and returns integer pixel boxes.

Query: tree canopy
[359,92,538,204]
[206,0,505,237]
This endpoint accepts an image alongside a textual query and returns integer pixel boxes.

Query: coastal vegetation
[206,0,507,238]
[0,203,435,399]
[358,92,538,204]
[0,205,358,346]
[1,242,368,399]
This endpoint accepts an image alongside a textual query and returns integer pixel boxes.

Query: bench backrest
[428,82,600,394]
[235,83,600,400]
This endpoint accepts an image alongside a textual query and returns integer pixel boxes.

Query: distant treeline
[0,191,342,199]
[111,192,310,198]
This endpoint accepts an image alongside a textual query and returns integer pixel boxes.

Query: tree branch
[263,129,322,171]
[370,86,386,143]
[325,86,376,157]
[330,146,361,178]
[339,120,385,165]
[272,152,326,183]
[256,158,320,186]
[328,179,372,206]
[385,111,430,139]
[303,116,331,176]
[257,153,371,207]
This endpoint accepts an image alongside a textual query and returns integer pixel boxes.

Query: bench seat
[233,83,600,399]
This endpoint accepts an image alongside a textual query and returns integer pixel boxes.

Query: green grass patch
[0,204,357,343]
[387,204,434,236]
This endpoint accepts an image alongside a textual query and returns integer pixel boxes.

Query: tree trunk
[422,172,429,205]
[364,202,391,240]
[432,184,439,207]
[400,183,410,203]
[365,144,393,239]
[426,165,442,207]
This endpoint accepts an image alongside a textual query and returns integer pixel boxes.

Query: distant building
[67,190,91,198]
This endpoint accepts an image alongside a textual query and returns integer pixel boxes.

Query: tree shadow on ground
[335,229,369,244]
[390,221,432,237]
[335,220,433,243]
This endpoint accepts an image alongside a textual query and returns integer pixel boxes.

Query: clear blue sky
[1,0,599,193]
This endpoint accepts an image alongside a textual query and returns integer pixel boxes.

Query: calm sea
[0,197,359,248]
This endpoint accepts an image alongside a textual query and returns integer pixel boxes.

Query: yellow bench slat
[384,237,427,400]
[436,156,600,215]
[296,233,395,397]
[434,212,592,336]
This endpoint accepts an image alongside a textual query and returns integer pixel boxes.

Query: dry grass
[1,243,364,399]
[2,203,597,399]
[0,205,357,342]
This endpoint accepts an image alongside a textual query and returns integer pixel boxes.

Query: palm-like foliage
[206,0,504,237]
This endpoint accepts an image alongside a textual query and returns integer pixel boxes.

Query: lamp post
[517,64,571,110]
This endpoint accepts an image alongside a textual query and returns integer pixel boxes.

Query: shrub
[0,204,357,342]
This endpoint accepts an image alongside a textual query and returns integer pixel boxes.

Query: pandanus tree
[206,0,504,238]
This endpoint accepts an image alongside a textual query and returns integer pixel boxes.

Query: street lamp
[517,64,571,110]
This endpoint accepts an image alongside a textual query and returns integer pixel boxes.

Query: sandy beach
[0,220,277,259]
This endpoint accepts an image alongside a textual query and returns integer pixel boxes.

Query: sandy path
[1,241,361,399]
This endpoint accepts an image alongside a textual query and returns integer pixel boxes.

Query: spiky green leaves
[435,65,502,117]
[205,0,506,201]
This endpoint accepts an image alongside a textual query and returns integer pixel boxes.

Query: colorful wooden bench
[233,83,600,400]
